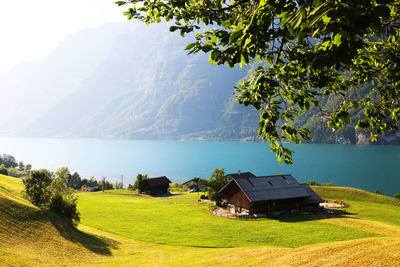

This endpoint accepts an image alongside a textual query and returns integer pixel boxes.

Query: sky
[0,0,126,75]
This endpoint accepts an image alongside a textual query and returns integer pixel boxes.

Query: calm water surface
[0,137,399,195]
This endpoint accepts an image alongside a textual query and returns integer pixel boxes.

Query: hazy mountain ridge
[3,22,259,140]
[2,22,398,144]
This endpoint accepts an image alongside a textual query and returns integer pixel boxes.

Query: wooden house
[182,178,200,188]
[142,176,171,196]
[81,182,99,192]
[220,174,322,215]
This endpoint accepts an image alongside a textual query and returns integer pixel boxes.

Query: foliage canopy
[118,0,400,164]
[207,168,230,205]
[23,168,80,225]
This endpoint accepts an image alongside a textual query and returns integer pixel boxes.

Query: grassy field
[1,174,399,266]
[77,192,376,248]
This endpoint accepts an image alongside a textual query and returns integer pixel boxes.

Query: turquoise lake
[0,137,399,196]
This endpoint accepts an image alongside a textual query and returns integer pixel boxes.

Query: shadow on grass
[48,213,119,256]
[1,197,118,256]
[272,210,357,223]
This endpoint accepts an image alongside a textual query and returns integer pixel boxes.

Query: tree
[24,164,32,172]
[373,188,383,195]
[49,172,80,225]
[115,181,124,189]
[207,168,230,206]
[18,161,24,171]
[0,154,18,168]
[23,169,53,207]
[0,164,8,175]
[118,0,400,164]
[56,167,70,185]
[133,174,148,192]
[23,168,80,225]
[69,172,82,189]
[98,177,114,191]
[395,191,400,200]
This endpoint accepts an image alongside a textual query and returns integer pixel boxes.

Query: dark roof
[226,172,256,180]
[182,178,200,186]
[300,184,323,204]
[220,174,310,202]
[143,176,171,187]
[85,182,98,188]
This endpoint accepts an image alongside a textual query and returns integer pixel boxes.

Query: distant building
[81,182,99,192]
[182,178,200,188]
[226,171,256,180]
[142,176,171,196]
[219,173,322,215]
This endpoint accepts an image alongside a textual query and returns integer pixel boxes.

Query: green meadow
[77,191,376,248]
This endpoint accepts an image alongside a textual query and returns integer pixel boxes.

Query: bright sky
[0,0,126,75]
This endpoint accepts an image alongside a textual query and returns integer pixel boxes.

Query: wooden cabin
[220,174,322,215]
[142,176,171,196]
[81,182,99,192]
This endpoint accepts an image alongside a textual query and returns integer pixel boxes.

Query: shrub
[394,192,400,200]
[0,164,8,175]
[373,188,383,195]
[7,168,19,177]
[306,180,333,186]
[49,192,80,225]
[306,180,317,186]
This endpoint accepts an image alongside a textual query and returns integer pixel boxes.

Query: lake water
[0,137,399,196]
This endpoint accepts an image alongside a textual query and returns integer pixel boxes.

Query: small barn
[219,174,322,215]
[182,178,200,189]
[142,176,171,196]
[81,182,99,192]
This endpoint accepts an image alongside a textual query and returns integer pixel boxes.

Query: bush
[373,188,383,195]
[7,168,19,177]
[394,192,400,200]
[49,192,80,225]
[0,164,8,175]
[306,180,333,186]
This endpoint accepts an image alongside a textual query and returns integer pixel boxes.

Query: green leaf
[184,43,196,50]
[229,29,243,43]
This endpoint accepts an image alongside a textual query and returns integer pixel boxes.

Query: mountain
[2,22,397,144]
[0,22,259,140]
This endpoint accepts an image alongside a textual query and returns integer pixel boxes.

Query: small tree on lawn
[207,169,230,206]
[18,161,24,171]
[133,174,148,193]
[23,169,53,207]
[24,164,32,172]
[373,188,383,195]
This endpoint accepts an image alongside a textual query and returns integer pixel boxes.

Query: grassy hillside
[1,174,399,266]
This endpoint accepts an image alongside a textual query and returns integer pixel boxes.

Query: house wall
[224,182,252,210]
[146,185,169,196]
[251,197,305,214]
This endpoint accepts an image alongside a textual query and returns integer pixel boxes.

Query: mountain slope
[16,23,258,139]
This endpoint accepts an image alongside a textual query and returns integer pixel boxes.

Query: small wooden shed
[142,176,171,196]
[220,174,322,215]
